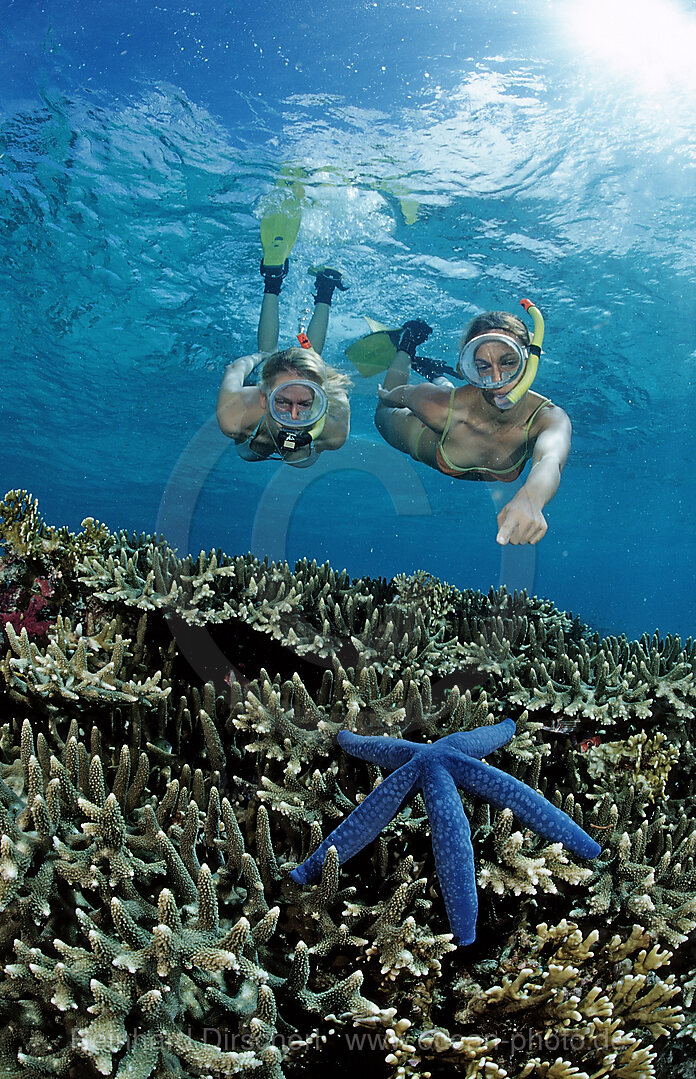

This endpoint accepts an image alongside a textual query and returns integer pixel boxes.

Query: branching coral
[573,800,696,949]
[1,492,696,1079]
[451,919,682,1079]
[477,806,595,899]
[3,616,170,708]
[0,714,379,1078]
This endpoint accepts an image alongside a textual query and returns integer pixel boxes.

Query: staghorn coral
[0,712,379,1078]
[0,490,75,560]
[3,616,170,709]
[571,799,696,949]
[1,492,696,1078]
[451,919,682,1079]
[477,806,595,900]
[507,629,696,726]
[9,487,694,727]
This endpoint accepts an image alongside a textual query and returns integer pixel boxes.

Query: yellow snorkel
[292,334,326,442]
[506,298,544,404]
[307,414,326,440]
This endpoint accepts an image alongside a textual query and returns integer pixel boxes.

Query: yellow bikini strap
[524,397,552,435]
[440,387,458,441]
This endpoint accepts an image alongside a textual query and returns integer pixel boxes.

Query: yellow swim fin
[398,197,420,226]
[345,317,403,377]
[260,175,305,270]
[375,180,420,225]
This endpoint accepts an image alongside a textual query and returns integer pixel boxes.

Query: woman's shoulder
[527,389,552,405]
[225,388,265,441]
[450,384,478,408]
[528,394,570,431]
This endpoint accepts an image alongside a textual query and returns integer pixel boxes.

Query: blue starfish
[290,720,601,945]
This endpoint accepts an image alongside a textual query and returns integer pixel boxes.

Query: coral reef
[1,489,696,1078]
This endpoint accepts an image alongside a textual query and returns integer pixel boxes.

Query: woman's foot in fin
[260,258,289,295]
[310,265,348,305]
[411,354,457,383]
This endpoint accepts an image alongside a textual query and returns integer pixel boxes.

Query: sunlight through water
[563,0,696,96]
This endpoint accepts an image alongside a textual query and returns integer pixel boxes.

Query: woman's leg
[306,302,329,354]
[257,256,289,353]
[306,267,346,354]
[257,292,280,353]
[374,348,439,464]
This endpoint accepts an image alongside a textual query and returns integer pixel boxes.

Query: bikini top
[438,389,553,479]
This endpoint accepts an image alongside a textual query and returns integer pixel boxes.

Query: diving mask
[456,334,528,391]
[456,300,545,409]
[268,379,328,429]
[267,379,328,451]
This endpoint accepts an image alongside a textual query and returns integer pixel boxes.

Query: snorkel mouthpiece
[277,428,313,451]
[505,298,544,404]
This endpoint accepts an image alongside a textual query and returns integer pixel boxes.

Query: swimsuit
[235,419,317,468]
[416,388,553,482]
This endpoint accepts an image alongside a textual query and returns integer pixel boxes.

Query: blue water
[1,0,695,640]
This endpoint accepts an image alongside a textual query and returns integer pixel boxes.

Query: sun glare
[564,0,696,94]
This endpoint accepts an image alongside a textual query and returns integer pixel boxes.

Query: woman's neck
[477,390,527,423]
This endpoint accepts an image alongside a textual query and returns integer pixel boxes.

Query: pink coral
[0,572,54,642]
[0,594,51,639]
[36,577,53,598]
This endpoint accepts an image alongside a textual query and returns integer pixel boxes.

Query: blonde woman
[217,264,351,467]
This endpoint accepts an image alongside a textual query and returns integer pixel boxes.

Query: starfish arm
[446,718,516,760]
[421,760,477,945]
[289,758,421,885]
[336,730,417,770]
[446,754,601,859]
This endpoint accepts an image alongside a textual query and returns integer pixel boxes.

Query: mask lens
[273,394,313,417]
[268,379,328,429]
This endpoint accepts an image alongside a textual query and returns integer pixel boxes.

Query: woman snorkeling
[216,224,351,467]
[371,301,571,544]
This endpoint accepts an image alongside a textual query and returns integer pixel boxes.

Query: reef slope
[1,489,695,1079]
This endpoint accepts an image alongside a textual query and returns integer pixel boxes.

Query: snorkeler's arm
[523,407,572,502]
[496,407,571,545]
[216,353,267,438]
[316,394,351,451]
[219,352,267,393]
[377,382,450,433]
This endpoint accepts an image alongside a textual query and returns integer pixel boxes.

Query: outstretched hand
[496,489,548,545]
